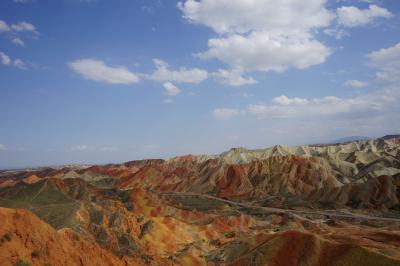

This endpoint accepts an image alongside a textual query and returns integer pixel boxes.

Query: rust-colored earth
[0,136,400,265]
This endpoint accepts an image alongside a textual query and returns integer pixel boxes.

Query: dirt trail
[163,192,400,222]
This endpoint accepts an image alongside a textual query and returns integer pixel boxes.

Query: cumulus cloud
[163,82,182,96]
[367,43,400,83]
[337,5,392,27]
[0,52,11,65]
[68,59,140,84]
[147,59,208,84]
[214,89,399,119]
[179,0,334,76]
[248,90,397,118]
[199,31,331,73]
[344,79,368,88]
[178,0,333,34]
[212,68,257,86]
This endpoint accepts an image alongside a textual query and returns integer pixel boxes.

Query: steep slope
[0,207,150,266]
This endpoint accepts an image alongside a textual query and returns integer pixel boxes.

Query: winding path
[162,192,400,222]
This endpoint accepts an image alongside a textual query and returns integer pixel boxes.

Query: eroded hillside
[0,136,400,265]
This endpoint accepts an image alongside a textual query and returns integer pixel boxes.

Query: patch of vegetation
[0,180,79,229]
[90,178,115,189]
[249,174,267,187]
[318,201,337,209]
[219,209,241,217]
[332,246,400,266]
[2,232,12,242]
[209,239,221,246]
[359,220,381,228]
[224,231,236,238]
[169,194,226,211]
[31,250,40,258]
[108,212,123,228]
[140,254,153,265]
[136,215,144,223]
[71,232,80,241]
[94,227,110,245]
[139,220,154,239]
[206,240,250,264]
[13,260,31,266]
[283,197,307,208]
[89,209,104,225]
[115,232,141,257]
[237,207,274,220]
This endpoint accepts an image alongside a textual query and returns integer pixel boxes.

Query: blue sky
[0,0,399,168]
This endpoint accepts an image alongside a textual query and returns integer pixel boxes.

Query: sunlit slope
[0,136,399,265]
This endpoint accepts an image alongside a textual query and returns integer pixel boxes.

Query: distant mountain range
[329,136,371,144]
[328,134,400,145]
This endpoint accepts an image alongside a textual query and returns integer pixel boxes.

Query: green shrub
[13,260,31,266]
[31,250,40,258]
[3,233,12,242]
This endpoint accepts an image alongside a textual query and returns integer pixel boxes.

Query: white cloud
[199,31,331,73]
[0,20,39,46]
[163,82,182,96]
[0,20,10,32]
[0,144,7,151]
[213,108,241,119]
[212,68,257,86]
[148,59,208,84]
[13,59,26,69]
[179,0,333,74]
[272,95,308,105]
[344,79,368,88]
[250,90,398,118]
[178,0,334,34]
[12,37,24,46]
[214,89,399,119]
[337,5,392,27]
[367,43,400,83]
[11,22,38,33]
[0,52,28,69]
[0,52,11,65]
[68,59,140,84]
[323,28,349,39]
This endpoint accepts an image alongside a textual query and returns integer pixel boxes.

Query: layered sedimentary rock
[0,136,399,265]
